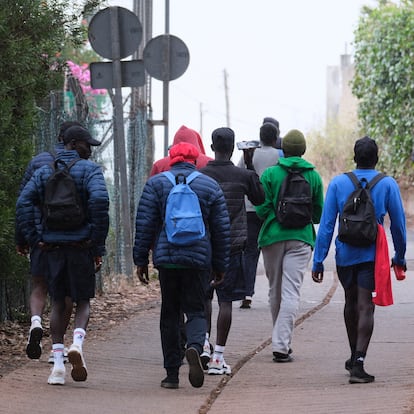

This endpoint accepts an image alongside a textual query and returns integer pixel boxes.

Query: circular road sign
[143,34,190,81]
[88,7,143,60]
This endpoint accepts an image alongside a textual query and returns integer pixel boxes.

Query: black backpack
[276,168,313,228]
[338,172,385,246]
[43,158,85,231]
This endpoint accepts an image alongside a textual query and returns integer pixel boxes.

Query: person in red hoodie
[149,125,212,362]
[149,125,212,176]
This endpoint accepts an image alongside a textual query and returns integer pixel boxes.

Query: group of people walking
[15,117,407,390]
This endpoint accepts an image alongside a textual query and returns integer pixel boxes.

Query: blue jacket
[133,162,231,272]
[312,169,406,272]
[16,150,109,256]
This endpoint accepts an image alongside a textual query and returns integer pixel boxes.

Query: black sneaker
[240,297,252,309]
[273,351,293,363]
[349,362,375,384]
[26,321,43,359]
[185,347,204,388]
[345,358,353,372]
[161,375,179,389]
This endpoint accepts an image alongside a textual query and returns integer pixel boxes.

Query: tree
[0,0,103,320]
[352,0,414,180]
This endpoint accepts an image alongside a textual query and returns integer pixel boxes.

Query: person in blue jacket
[16,121,82,362]
[133,142,231,390]
[16,126,109,386]
[312,136,407,384]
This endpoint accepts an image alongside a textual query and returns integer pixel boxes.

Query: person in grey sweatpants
[255,129,324,362]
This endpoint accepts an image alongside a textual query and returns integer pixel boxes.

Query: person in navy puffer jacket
[134,141,231,390]
[16,120,82,363]
[16,125,109,386]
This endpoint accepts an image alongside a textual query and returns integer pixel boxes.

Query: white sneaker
[200,342,212,370]
[207,358,231,375]
[67,344,87,382]
[26,320,43,359]
[47,366,66,385]
[48,348,68,364]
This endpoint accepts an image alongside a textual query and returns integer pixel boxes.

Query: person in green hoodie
[256,129,324,362]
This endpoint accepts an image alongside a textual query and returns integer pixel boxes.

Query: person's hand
[94,256,103,273]
[136,265,149,285]
[312,270,323,283]
[210,271,225,287]
[16,244,29,256]
[391,261,406,281]
[243,148,256,170]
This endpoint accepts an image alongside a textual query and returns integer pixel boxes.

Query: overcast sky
[106,0,376,157]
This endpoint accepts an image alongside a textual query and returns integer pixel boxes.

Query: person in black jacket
[200,127,265,375]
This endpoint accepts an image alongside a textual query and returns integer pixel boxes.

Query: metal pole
[163,0,170,156]
[110,7,133,278]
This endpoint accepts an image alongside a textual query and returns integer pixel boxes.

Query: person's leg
[159,268,181,387]
[181,269,206,388]
[349,285,375,383]
[26,246,48,359]
[272,241,311,359]
[262,242,284,325]
[67,247,94,382]
[355,285,375,356]
[47,250,67,385]
[343,284,358,367]
[241,212,262,307]
[215,301,232,346]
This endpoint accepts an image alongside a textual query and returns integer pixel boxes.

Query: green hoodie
[255,156,324,249]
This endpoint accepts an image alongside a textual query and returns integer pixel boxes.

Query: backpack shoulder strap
[367,173,386,190]
[186,171,201,184]
[344,171,361,189]
[163,171,177,186]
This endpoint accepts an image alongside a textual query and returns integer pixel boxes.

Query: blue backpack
[163,171,206,246]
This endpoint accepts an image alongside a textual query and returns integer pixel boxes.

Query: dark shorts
[29,245,48,278]
[336,262,375,291]
[207,251,246,302]
[46,246,95,302]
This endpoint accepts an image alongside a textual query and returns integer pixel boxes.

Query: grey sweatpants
[262,240,311,354]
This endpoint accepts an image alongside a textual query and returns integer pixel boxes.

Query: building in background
[326,52,358,127]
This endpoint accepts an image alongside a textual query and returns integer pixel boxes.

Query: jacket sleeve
[246,170,265,206]
[207,186,231,273]
[85,165,109,256]
[310,170,324,224]
[133,179,162,266]
[16,170,44,247]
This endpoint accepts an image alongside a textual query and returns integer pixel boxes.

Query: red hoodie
[149,125,212,177]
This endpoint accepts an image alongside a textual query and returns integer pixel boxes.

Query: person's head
[354,136,378,168]
[57,121,83,142]
[281,129,306,157]
[169,142,199,166]
[63,125,101,159]
[262,117,281,149]
[211,127,235,160]
[260,123,278,147]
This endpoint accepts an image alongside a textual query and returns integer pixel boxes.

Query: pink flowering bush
[66,60,107,117]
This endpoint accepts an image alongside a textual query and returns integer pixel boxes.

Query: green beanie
[282,129,306,156]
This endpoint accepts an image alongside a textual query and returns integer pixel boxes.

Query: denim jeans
[158,267,207,372]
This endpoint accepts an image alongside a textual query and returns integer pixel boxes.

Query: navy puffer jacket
[16,150,109,256]
[133,163,231,272]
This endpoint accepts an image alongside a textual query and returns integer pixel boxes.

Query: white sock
[204,333,210,348]
[52,343,65,370]
[213,345,225,362]
[31,315,42,325]
[73,328,86,348]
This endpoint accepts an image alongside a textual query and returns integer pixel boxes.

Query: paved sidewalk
[1,231,414,413]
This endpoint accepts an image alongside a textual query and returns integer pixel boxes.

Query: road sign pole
[110,6,133,277]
